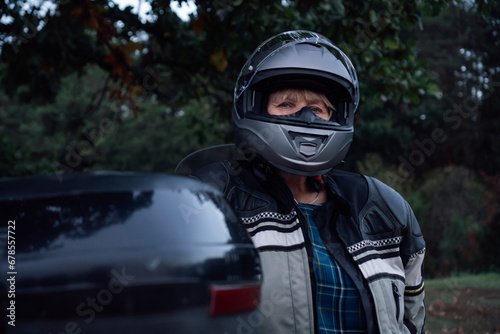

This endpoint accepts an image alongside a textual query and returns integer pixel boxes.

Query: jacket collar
[324,174,353,218]
[249,160,353,217]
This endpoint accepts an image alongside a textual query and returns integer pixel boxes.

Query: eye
[309,105,332,120]
[310,106,328,115]
[277,102,293,108]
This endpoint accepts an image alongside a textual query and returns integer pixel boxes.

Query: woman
[193,30,425,334]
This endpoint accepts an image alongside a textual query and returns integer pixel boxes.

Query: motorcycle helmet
[233,30,360,176]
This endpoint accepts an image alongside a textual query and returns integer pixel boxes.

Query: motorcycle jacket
[193,160,426,334]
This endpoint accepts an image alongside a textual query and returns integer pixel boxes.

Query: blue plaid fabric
[298,202,367,333]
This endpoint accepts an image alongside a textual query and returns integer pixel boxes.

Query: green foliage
[349,2,500,179]
[1,0,448,111]
[407,3,500,176]
[0,65,228,178]
[407,166,487,277]
[98,95,228,173]
[356,153,415,194]
[0,66,116,177]
[0,135,41,177]
[1,0,456,178]
[474,173,500,271]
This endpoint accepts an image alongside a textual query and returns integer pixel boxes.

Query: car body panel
[0,172,261,333]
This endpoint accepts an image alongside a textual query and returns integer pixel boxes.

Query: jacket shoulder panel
[326,169,369,215]
[363,176,414,232]
[193,161,272,215]
[361,206,396,238]
[192,161,231,193]
[226,186,271,214]
[363,176,425,258]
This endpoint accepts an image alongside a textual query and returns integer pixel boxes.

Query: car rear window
[1,188,251,256]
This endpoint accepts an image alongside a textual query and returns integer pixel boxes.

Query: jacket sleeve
[401,200,426,334]
[367,177,426,333]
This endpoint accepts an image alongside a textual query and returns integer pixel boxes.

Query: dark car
[0,172,261,334]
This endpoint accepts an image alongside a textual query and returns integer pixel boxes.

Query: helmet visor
[234,30,360,126]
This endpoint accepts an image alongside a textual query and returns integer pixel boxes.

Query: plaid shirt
[298,203,367,333]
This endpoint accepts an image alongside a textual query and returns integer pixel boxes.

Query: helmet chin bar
[270,161,335,177]
[233,120,353,176]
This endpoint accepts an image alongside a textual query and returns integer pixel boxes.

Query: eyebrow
[270,94,326,105]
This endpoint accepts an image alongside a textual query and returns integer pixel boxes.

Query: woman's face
[267,89,333,121]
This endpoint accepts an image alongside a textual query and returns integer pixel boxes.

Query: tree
[403,2,500,177]
[408,166,486,277]
[0,0,453,176]
[1,0,450,108]
[0,64,229,178]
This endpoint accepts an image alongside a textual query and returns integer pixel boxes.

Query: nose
[293,102,308,113]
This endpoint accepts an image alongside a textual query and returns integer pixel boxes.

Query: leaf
[383,37,400,49]
[109,89,122,101]
[193,16,204,34]
[209,47,228,72]
[427,83,441,95]
[127,84,141,98]
[103,53,116,64]
[124,41,143,54]
[408,92,420,104]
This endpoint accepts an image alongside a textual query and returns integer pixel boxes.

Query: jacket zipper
[286,187,320,334]
[294,200,320,334]
[392,282,401,322]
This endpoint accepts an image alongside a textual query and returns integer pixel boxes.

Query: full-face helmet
[233,30,359,176]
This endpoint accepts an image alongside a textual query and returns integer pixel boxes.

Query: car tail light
[209,284,261,317]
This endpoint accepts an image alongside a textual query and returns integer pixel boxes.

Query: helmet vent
[288,131,327,161]
[300,142,318,158]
